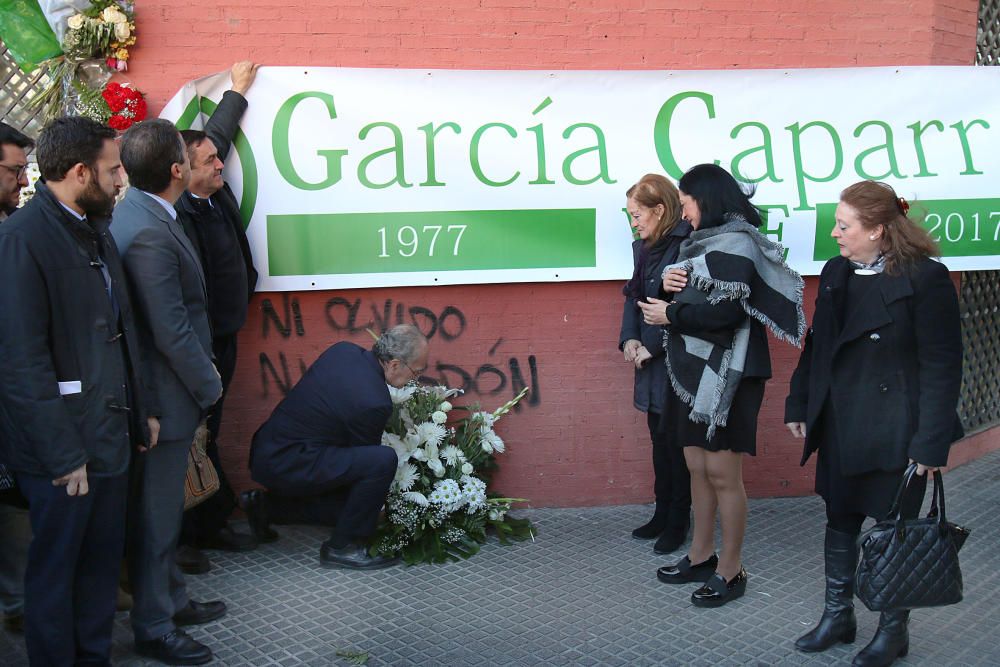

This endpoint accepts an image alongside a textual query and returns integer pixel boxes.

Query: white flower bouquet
[372,385,534,564]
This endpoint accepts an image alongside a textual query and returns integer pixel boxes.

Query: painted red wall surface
[129,0,992,507]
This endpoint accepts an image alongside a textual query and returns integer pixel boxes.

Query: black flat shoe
[173,599,227,626]
[657,553,718,584]
[632,512,668,540]
[319,542,400,570]
[240,489,279,543]
[135,628,212,665]
[691,568,748,608]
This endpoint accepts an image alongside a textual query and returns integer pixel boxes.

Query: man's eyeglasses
[0,163,28,180]
[401,359,427,378]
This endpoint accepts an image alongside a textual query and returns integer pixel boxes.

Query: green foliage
[335,649,370,666]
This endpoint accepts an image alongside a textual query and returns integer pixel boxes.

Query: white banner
[161,66,1000,291]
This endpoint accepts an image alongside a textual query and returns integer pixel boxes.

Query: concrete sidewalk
[2,449,997,666]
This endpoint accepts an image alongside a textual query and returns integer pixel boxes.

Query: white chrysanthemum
[427,458,446,478]
[461,476,487,513]
[388,384,417,404]
[438,401,453,412]
[440,445,464,466]
[480,426,505,454]
[402,491,429,507]
[428,479,464,512]
[416,422,446,447]
[461,462,474,475]
[393,463,418,492]
[431,410,448,424]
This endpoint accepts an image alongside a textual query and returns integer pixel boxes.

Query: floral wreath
[29,1,147,131]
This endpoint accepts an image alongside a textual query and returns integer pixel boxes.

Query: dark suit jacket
[0,183,152,477]
[250,342,392,493]
[112,188,222,442]
[785,256,964,475]
[175,90,258,335]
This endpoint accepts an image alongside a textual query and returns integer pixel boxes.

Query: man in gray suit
[114,119,225,666]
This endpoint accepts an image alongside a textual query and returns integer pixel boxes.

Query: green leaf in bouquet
[335,649,370,665]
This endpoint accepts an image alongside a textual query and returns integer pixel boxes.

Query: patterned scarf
[663,216,806,439]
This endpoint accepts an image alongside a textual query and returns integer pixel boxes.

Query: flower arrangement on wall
[28,1,146,130]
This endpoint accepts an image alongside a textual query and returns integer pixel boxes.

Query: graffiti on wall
[257,294,541,408]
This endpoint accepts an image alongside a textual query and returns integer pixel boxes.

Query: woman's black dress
[812,271,904,519]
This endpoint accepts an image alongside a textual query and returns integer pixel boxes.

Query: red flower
[108,115,131,131]
[100,82,148,131]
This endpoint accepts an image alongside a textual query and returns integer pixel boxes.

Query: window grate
[961,0,1000,433]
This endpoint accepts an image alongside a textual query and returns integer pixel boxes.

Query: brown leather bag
[183,422,219,511]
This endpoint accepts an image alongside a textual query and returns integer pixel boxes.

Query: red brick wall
[130,0,994,507]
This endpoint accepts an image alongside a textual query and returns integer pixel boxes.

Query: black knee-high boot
[852,610,909,666]
[795,527,858,652]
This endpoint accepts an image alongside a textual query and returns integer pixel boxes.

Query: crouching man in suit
[244,325,429,570]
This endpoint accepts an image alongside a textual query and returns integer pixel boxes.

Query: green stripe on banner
[814,198,1000,261]
[0,0,62,72]
[174,96,259,229]
[267,209,596,275]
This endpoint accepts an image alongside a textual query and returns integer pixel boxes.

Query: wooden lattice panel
[979,0,1000,65]
[0,40,48,148]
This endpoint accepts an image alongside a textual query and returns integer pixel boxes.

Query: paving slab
[2,449,997,666]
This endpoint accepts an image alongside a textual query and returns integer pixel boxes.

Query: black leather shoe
[653,519,690,555]
[631,512,668,539]
[173,599,227,626]
[197,524,258,552]
[657,553,718,584]
[691,568,748,607]
[135,628,213,665]
[175,545,211,575]
[240,490,279,543]
[319,541,400,570]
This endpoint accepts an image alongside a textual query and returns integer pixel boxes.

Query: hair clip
[897,197,910,215]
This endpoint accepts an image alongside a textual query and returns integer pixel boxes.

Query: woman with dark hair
[655,164,805,608]
[785,180,963,667]
[619,174,692,554]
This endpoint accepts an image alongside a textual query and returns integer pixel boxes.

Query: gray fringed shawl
[663,216,806,439]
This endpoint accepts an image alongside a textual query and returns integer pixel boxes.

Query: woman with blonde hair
[619,173,692,554]
[785,180,963,666]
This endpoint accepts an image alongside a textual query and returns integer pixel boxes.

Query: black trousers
[265,445,397,545]
[648,411,691,525]
[17,470,127,666]
[181,333,239,544]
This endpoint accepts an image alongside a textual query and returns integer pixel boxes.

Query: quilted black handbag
[855,463,970,612]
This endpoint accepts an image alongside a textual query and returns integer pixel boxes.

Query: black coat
[0,183,152,477]
[785,256,964,475]
[175,90,259,336]
[249,342,392,493]
[618,221,691,413]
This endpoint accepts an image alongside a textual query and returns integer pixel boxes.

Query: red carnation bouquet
[101,82,147,131]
